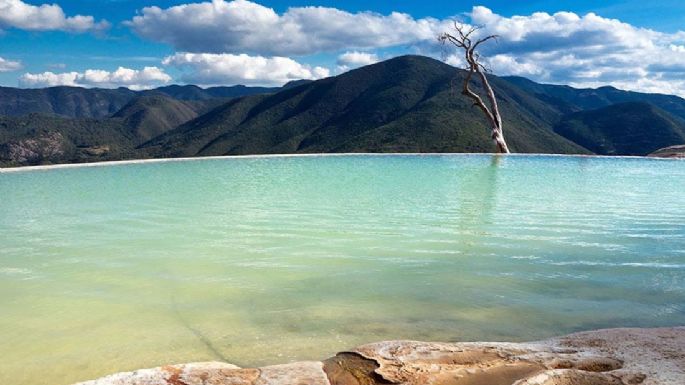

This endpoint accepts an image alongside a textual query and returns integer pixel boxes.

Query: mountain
[282,79,314,89]
[111,95,213,142]
[553,102,685,155]
[0,93,237,166]
[0,93,228,166]
[0,84,280,119]
[139,55,587,158]
[504,76,685,121]
[4,55,685,167]
[149,84,278,101]
[0,113,133,166]
[0,86,136,118]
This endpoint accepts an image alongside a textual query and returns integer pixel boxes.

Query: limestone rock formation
[75,327,684,385]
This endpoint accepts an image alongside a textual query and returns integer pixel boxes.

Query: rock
[81,145,110,156]
[0,131,65,165]
[76,362,243,385]
[256,362,329,385]
[647,144,685,158]
[74,327,685,385]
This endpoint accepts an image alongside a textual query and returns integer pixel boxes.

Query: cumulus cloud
[126,0,446,55]
[0,56,21,72]
[336,51,379,72]
[441,6,685,96]
[19,67,171,90]
[0,0,109,33]
[162,52,330,86]
[124,1,685,96]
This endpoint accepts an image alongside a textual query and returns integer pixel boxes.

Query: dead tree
[439,24,510,153]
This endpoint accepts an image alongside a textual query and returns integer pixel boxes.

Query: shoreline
[1,152,681,173]
[76,327,684,385]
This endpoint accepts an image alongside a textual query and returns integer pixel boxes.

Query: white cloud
[0,0,109,33]
[484,54,544,77]
[670,44,685,53]
[336,51,379,72]
[7,1,684,97]
[445,6,685,96]
[20,71,79,87]
[0,56,21,72]
[162,52,330,86]
[19,67,171,90]
[125,1,685,96]
[127,0,446,55]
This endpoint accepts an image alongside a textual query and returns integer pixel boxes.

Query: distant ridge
[553,102,685,155]
[0,86,136,118]
[111,95,208,142]
[0,83,281,119]
[151,84,279,101]
[504,76,685,121]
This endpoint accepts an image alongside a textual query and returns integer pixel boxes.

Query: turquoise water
[1,154,684,385]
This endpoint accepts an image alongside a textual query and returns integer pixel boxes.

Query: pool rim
[0,152,681,174]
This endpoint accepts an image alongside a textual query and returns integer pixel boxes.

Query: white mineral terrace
[76,327,684,385]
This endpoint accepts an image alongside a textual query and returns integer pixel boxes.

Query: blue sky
[2,0,685,95]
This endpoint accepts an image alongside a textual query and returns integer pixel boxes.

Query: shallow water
[1,154,684,385]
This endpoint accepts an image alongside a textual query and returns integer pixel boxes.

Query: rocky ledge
[75,327,684,385]
[648,145,685,158]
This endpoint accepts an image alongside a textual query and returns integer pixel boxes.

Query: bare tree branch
[439,23,511,154]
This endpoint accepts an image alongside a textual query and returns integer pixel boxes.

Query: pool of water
[1,154,684,385]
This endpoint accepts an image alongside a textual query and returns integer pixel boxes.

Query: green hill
[140,55,587,158]
[0,86,136,118]
[0,84,279,119]
[111,95,213,142]
[553,102,685,155]
[505,76,685,121]
[148,84,279,101]
[0,113,133,166]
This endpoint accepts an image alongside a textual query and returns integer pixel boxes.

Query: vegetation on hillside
[553,102,685,155]
[2,55,685,167]
[140,55,587,158]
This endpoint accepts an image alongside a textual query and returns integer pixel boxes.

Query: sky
[1,0,685,95]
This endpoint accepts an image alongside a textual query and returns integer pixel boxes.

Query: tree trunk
[492,126,510,153]
[440,25,512,154]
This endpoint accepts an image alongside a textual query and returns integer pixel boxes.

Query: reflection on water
[456,155,499,235]
[0,154,684,385]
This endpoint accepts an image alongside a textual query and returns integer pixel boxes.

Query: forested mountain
[2,55,684,167]
[140,55,586,158]
[0,84,279,119]
[553,102,685,156]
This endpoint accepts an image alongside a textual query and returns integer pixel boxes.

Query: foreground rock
[75,327,684,385]
[648,145,685,158]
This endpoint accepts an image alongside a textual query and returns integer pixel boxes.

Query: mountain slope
[505,76,685,121]
[0,114,134,166]
[140,55,588,158]
[0,84,281,119]
[111,95,211,142]
[0,94,225,166]
[0,86,136,118]
[553,102,685,155]
[148,84,279,101]
[649,144,685,158]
